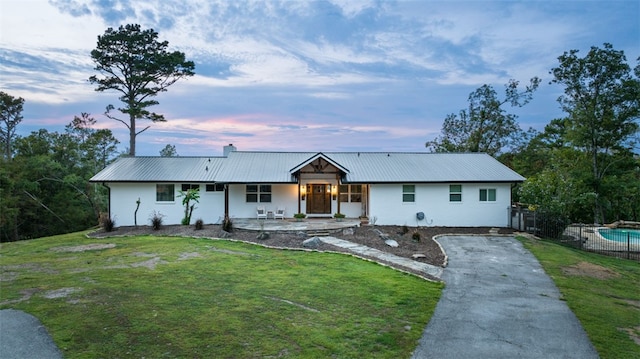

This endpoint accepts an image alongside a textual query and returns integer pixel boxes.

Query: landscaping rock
[371,228,384,236]
[342,228,354,236]
[302,237,322,249]
[385,239,399,247]
[220,230,232,238]
[296,231,307,238]
[256,232,270,240]
[412,253,427,260]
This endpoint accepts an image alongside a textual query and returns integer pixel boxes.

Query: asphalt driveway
[0,309,63,359]
[412,235,599,359]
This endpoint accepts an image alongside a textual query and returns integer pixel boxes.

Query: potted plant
[334,213,346,222]
[294,213,306,221]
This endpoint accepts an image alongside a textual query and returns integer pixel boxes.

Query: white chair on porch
[274,207,285,220]
[257,206,267,220]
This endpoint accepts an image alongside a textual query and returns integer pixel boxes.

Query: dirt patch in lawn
[50,243,116,253]
[561,261,621,280]
[619,326,640,345]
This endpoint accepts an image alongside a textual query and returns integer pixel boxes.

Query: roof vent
[223,144,237,157]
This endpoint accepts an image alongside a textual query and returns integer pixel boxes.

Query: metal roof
[89,156,225,182]
[326,152,524,183]
[90,152,525,183]
[215,152,314,183]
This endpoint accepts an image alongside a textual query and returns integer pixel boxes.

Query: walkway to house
[233,218,444,279]
[411,235,599,359]
[320,236,444,279]
[233,218,361,231]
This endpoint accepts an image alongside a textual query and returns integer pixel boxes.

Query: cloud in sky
[1,0,638,156]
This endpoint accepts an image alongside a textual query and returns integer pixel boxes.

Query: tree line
[1,24,193,241]
[428,43,640,225]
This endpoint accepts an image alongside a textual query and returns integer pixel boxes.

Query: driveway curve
[412,235,599,359]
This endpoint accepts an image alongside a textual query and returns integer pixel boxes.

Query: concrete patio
[232,218,361,231]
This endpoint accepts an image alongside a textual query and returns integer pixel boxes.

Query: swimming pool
[597,228,640,244]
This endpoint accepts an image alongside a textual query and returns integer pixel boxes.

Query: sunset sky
[1,0,638,156]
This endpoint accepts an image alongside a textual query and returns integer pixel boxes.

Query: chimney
[223,143,237,157]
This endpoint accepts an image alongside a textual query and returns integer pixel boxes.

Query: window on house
[156,184,175,202]
[449,185,462,202]
[205,183,225,192]
[402,185,415,203]
[479,188,497,202]
[339,184,362,203]
[181,183,200,192]
[246,184,271,203]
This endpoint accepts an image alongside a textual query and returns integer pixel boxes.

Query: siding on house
[369,183,513,227]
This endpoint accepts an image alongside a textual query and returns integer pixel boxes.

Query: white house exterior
[90,146,525,227]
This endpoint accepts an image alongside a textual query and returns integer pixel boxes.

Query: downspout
[101,182,111,220]
[224,184,229,219]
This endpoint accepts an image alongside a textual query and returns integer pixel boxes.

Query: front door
[307,184,331,214]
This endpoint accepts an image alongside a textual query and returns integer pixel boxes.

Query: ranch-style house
[90,144,525,227]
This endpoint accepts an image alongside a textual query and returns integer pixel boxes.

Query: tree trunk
[129,115,136,156]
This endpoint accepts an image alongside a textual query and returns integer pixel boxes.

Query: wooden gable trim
[289,152,349,175]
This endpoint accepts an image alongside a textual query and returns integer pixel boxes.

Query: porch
[233,218,361,231]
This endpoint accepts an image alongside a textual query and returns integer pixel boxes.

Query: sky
[1,0,638,157]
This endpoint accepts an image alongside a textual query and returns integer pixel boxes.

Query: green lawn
[519,236,640,359]
[0,232,442,358]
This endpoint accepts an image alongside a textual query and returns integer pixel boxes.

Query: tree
[159,144,178,157]
[426,78,540,156]
[550,43,640,223]
[0,91,25,160]
[178,188,199,225]
[89,24,195,156]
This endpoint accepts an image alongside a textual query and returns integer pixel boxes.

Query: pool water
[598,228,640,244]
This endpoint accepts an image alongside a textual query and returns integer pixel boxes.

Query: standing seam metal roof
[89,157,225,182]
[89,152,525,183]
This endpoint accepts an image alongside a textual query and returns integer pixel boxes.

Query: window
[402,185,415,203]
[479,188,496,202]
[339,184,362,203]
[449,185,462,202]
[206,183,225,192]
[181,183,199,192]
[246,184,271,203]
[156,184,175,202]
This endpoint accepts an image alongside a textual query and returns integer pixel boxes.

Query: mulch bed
[88,224,514,279]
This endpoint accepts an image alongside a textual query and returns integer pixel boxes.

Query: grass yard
[0,231,442,358]
[519,236,640,359]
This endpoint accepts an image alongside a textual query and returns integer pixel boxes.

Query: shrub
[412,230,421,241]
[101,215,116,232]
[195,219,204,230]
[222,216,233,232]
[333,213,345,219]
[149,211,165,230]
[294,213,306,219]
[401,225,409,235]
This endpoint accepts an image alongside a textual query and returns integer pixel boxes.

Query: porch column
[297,182,301,214]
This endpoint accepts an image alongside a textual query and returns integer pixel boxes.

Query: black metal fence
[511,205,640,261]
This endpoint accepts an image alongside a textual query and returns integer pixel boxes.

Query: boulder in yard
[303,237,322,249]
[385,239,399,247]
